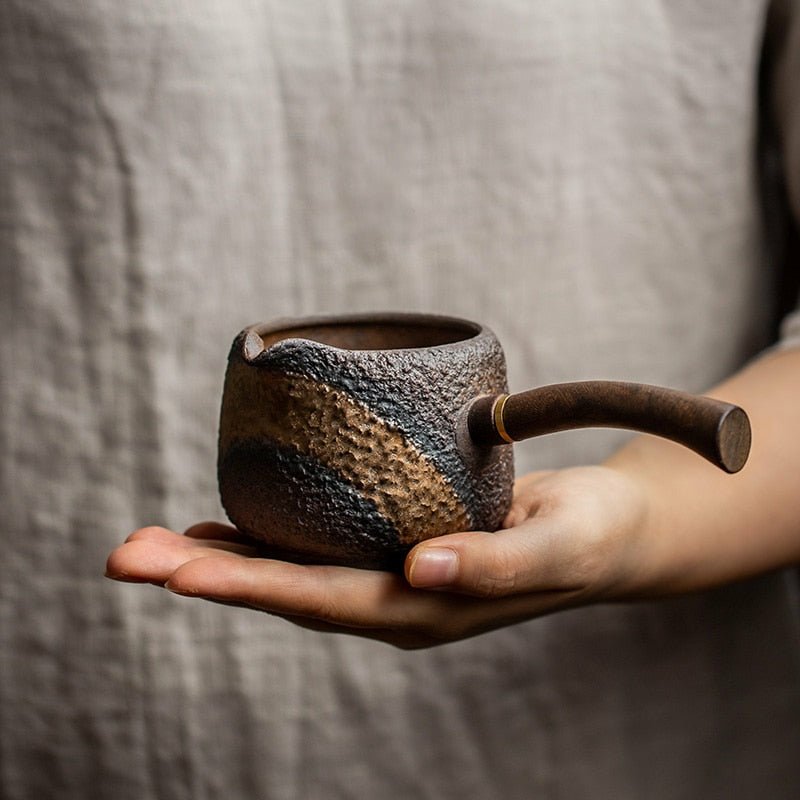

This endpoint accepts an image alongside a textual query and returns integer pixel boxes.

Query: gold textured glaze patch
[219,361,471,543]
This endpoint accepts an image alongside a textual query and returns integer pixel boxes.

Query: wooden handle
[468,381,751,473]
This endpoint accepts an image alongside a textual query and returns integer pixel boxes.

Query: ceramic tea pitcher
[218,313,750,569]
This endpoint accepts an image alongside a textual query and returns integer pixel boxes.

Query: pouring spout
[467,381,751,474]
[242,330,266,362]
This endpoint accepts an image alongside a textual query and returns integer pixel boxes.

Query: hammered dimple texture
[219,364,472,545]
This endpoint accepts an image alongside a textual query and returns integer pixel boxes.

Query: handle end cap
[717,406,751,473]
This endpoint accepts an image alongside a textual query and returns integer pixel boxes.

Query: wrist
[601,439,696,597]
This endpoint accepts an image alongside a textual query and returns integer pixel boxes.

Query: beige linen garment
[2,1,800,798]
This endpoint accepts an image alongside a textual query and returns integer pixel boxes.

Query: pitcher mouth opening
[250,312,483,353]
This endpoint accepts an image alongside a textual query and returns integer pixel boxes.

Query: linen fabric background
[2,1,800,798]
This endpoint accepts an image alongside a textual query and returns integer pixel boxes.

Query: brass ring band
[492,394,514,444]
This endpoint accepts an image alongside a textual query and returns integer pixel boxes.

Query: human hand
[105,465,659,648]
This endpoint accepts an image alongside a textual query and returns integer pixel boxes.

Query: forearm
[606,347,800,594]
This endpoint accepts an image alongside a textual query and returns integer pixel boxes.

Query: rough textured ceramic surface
[218,313,513,570]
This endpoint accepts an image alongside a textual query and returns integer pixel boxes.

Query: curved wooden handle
[468,381,751,473]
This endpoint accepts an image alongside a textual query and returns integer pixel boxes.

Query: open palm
[106,467,650,648]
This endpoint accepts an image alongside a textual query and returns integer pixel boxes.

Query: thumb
[404,524,583,598]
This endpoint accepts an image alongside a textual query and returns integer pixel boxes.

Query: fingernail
[164,580,194,596]
[409,548,458,588]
